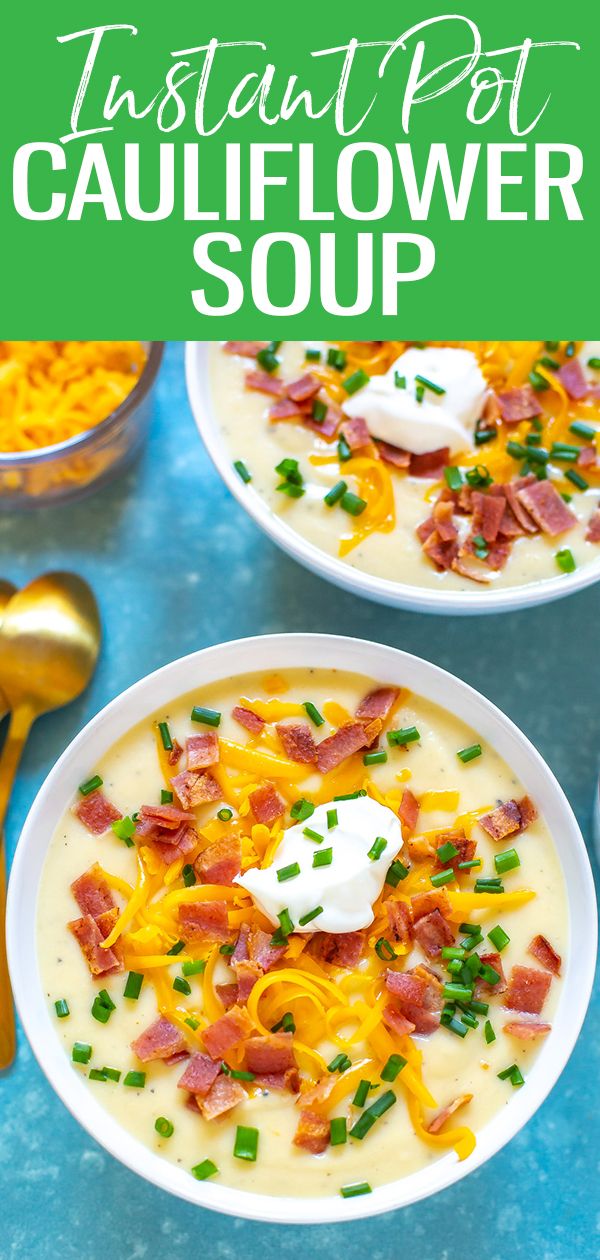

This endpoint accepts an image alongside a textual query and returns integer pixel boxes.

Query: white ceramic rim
[185,341,600,616]
[7,634,597,1224]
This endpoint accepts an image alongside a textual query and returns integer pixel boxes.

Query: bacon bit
[517,796,538,830]
[316,721,370,773]
[356,686,399,726]
[434,830,476,874]
[504,478,539,533]
[293,1109,330,1154]
[503,1020,552,1040]
[383,1005,417,1037]
[407,835,436,863]
[248,927,286,971]
[224,341,268,358]
[254,1068,301,1093]
[303,398,341,440]
[504,964,552,1015]
[471,491,506,543]
[177,1053,221,1096]
[245,370,286,398]
[384,899,413,948]
[73,790,122,836]
[585,509,600,542]
[68,911,122,976]
[286,373,321,403]
[399,788,420,833]
[385,970,427,1005]
[171,770,222,809]
[340,415,371,451]
[167,740,183,767]
[479,800,522,841]
[163,1050,190,1068]
[558,359,589,400]
[451,552,491,584]
[427,1093,473,1134]
[186,732,220,771]
[497,385,542,423]
[409,447,450,478]
[411,889,452,921]
[528,934,561,975]
[516,480,577,537]
[275,721,317,764]
[482,392,502,424]
[269,399,303,421]
[202,1005,254,1060]
[71,864,115,919]
[131,1017,187,1063]
[424,530,460,572]
[310,931,364,968]
[578,445,597,469]
[178,899,231,942]
[248,782,286,825]
[475,951,507,996]
[149,823,198,866]
[245,1032,296,1075]
[413,908,455,958]
[196,835,242,886]
[375,439,411,468]
[136,803,196,834]
[234,959,262,1004]
[432,499,458,543]
[232,705,265,734]
[199,1075,247,1120]
[232,923,250,963]
[216,982,238,1009]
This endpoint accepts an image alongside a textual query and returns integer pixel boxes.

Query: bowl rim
[185,340,600,616]
[0,341,165,466]
[7,633,597,1224]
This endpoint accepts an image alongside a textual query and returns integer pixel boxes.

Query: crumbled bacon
[131,1017,187,1063]
[135,803,195,834]
[253,1068,300,1093]
[310,931,364,968]
[586,508,600,542]
[504,964,552,1015]
[247,928,286,971]
[71,864,115,919]
[275,721,317,764]
[286,373,321,403]
[269,399,303,421]
[413,908,455,957]
[178,899,230,942]
[383,1005,416,1037]
[399,788,420,833]
[409,447,450,478]
[427,1094,473,1134]
[503,1020,551,1040]
[479,800,522,841]
[186,732,220,770]
[202,1005,254,1059]
[497,385,542,423]
[471,491,506,543]
[340,415,371,450]
[177,1052,221,1096]
[384,899,413,948]
[199,1075,246,1120]
[248,782,285,825]
[375,440,411,468]
[528,934,561,975]
[516,480,577,537]
[171,769,222,809]
[385,970,427,1005]
[233,960,261,1004]
[232,705,265,734]
[475,951,507,996]
[196,835,241,886]
[293,1109,329,1154]
[245,370,286,397]
[216,982,238,1009]
[411,889,452,921]
[356,686,399,725]
[558,359,588,400]
[148,823,198,866]
[68,909,122,976]
[434,830,476,874]
[315,721,370,773]
[73,790,122,835]
[578,445,597,468]
[224,341,268,357]
[245,1032,296,1075]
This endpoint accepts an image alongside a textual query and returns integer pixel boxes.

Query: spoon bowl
[0,580,17,720]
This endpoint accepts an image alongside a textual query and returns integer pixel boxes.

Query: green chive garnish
[484,1020,496,1044]
[123,1070,146,1088]
[387,726,420,747]
[182,959,207,977]
[155,1117,174,1138]
[415,374,445,396]
[555,548,576,574]
[338,435,352,462]
[437,841,459,863]
[381,1054,406,1082]
[466,465,492,488]
[167,940,185,956]
[111,815,136,845]
[313,848,333,868]
[430,869,455,888]
[324,480,348,507]
[123,972,143,1000]
[312,398,328,424]
[191,705,221,727]
[569,420,595,439]
[330,1117,347,1146]
[444,466,464,491]
[442,983,473,1002]
[327,347,347,370]
[457,744,482,763]
[161,789,174,805]
[363,750,387,767]
[72,1042,92,1064]
[333,789,367,801]
[102,1067,121,1082]
[158,721,173,751]
[305,348,321,362]
[375,938,396,961]
[182,863,196,887]
[54,999,70,1019]
[217,807,233,821]
[233,1126,259,1161]
[350,1089,396,1138]
[298,906,323,927]
[394,372,407,389]
[192,1158,219,1180]
[386,859,409,886]
[256,347,279,373]
[173,976,191,996]
[487,925,510,951]
[498,1063,524,1087]
[277,862,301,882]
[234,460,252,484]
[566,469,589,490]
[303,827,324,844]
[78,775,103,796]
[343,369,370,395]
[367,836,388,862]
[340,1182,372,1198]
[185,1017,200,1030]
[290,798,315,821]
[277,908,294,936]
[303,701,324,727]
[89,1069,107,1082]
[327,808,338,830]
[91,990,116,1024]
[352,1079,371,1108]
[340,491,367,517]
[328,1053,352,1073]
[494,848,520,874]
[272,1011,296,1034]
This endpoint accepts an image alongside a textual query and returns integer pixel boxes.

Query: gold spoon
[0,572,101,1069]
[0,580,17,720]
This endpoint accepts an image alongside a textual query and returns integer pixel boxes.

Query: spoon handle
[0,704,35,1070]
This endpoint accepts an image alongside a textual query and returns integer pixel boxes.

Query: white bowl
[185,341,600,616]
[7,634,597,1224]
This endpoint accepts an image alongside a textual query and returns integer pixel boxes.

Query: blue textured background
[1,342,598,1259]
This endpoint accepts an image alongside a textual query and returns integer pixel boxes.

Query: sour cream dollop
[236,796,401,934]
[343,346,488,456]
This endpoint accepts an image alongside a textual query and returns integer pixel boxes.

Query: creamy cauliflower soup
[210,341,600,593]
[39,668,567,1200]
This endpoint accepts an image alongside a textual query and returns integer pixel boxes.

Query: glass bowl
[0,341,164,509]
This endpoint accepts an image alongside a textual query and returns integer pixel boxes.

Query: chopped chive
[498,1063,524,1087]
[474,881,504,895]
[387,726,420,747]
[457,859,481,870]
[569,420,595,439]
[375,937,396,961]
[442,983,473,1002]
[350,1089,396,1138]
[173,976,192,996]
[555,548,576,574]
[352,1079,371,1108]
[474,428,497,446]
[123,971,144,1000]
[327,808,338,830]
[445,1017,469,1038]
[343,369,370,395]
[72,1042,92,1064]
[328,1053,352,1073]
[415,373,446,396]
[233,1125,259,1161]
[544,341,559,350]
[363,749,387,766]
[529,370,549,392]
[566,469,589,490]
[234,460,252,484]
[469,999,489,1015]
[330,1117,347,1146]
[298,905,323,927]
[341,1182,372,1198]
[158,721,173,751]
[54,999,70,1019]
[161,789,174,805]
[487,925,510,952]
[479,963,501,986]
[333,789,367,801]
[182,863,196,887]
[191,705,221,727]
[217,807,233,821]
[155,1117,174,1139]
[78,775,103,796]
[276,480,305,499]
[460,932,483,950]
[457,743,482,763]
[538,355,559,370]
[303,701,325,727]
[89,1068,107,1081]
[277,908,294,937]
[460,923,480,935]
[494,848,520,875]
[550,443,580,461]
[381,1054,406,1082]
[185,1016,200,1030]
[111,815,136,845]
[303,826,324,844]
[192,1158,219,1180]
[290,798,315,821]
[441,946,467,961]
[312,398,328,424]
[324,479,348,507]
[338,435,352,462]
[484,1020,496,1044]
[277,862,301,882]
[588,357,600,370]
[272,1011,296,1034]
[340,491,367,517]
[525,432,542,446]
[305,347,321,362]
[182,959,207,977]
[256,349,279,374]
[313,848,333,868]
[461,1011,479,1029]
[444,466,464,491]
[463,953,483,979]
[465,465,492,488]
[385,859,409,886]
[167,940,185,956]
[102,1067,121,1082]
[219,943,234,956]
[437,841,459,863]
[123,1070,146,1088]
[91,990,116,1024]
[367,836,388,862]
[394,372,407,389]
[446,958,463,976]
[430,869,455,888]
[327,347,347,370]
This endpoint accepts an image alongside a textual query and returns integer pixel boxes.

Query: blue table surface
[1,342,598,1260]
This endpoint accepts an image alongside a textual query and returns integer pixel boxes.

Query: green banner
[1,2,597,335]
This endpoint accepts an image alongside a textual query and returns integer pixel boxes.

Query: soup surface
[39,668,567,1200]
[210,341,600,593]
